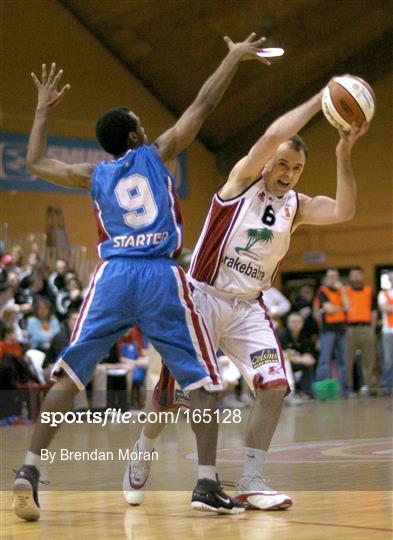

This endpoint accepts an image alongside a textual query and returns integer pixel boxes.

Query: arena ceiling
[61,0,392,170]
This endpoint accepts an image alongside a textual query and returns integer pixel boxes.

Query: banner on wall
[0,133,188,198]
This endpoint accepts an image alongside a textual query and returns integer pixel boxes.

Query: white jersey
[189,178,298,300]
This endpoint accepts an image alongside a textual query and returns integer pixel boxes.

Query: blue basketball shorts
[52,257,221,392]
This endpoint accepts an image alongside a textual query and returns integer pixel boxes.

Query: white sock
[243,447,267,477]
[25,451,40,468]
[198,465,216,481]
[137,431,156,454]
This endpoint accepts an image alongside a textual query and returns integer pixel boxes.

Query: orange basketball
[322,75,375,131]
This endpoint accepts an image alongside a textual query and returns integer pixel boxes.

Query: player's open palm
[31,62,71,110]
[224,33,270,65]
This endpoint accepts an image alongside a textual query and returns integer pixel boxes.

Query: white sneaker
[284,393,306,406]
[123,441,152,505]
[240,393,254,407]
[236,474,292,510]
[222,394,245,409]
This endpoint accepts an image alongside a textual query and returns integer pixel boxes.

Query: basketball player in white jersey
[124,85,368,511]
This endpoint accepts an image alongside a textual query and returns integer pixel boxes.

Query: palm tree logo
[235,227,274,260]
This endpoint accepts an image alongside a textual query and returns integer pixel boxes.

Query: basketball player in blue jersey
[131,88,369,510]
[12,33,270,521]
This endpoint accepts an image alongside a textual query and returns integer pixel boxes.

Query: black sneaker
[12,465,45,521]
[191,477,245,514]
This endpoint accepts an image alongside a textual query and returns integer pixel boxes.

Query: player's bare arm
[293,122,369,229]
[155,33,268,163]
[220,92,322,200]
[27,63,94,190]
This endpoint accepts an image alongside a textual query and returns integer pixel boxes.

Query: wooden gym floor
[1,396,392,539]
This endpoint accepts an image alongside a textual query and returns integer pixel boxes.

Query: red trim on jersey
[167,176,184,258]
[70,261,104,344]
[191,197,243,285]
[270,257,284,287]
[177,268,220,384]
[93,201,110,257]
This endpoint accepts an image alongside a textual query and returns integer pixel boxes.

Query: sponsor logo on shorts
[250,348,279,369]
[174,389,191,407]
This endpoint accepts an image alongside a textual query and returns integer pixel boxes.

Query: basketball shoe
[12,465,46,521]
[123,441,152,505]
[235,474,292,510]
[191,476,245,514]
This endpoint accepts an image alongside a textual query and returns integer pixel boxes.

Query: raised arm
[27,63,94,190]
[220,92,322,199]
[154,33,268,163]
[294,122,369,229]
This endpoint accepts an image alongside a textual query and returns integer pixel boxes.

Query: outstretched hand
[31,63,71,111]
[224,32,271,65]
[337,122,369,153]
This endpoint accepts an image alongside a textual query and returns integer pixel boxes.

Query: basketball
[322,75,375,131]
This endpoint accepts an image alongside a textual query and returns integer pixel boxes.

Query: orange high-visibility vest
[345,285,372,323]
[382,290,393,329]
[320,286,346,324]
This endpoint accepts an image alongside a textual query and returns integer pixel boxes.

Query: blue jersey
[91,145,183,260]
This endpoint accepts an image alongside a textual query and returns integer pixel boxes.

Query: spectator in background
[6,272,33,316]
[19,267,54,310]
[262,286,291,329]
[64,269,78,285]
[48,258,68,297]
[9,245,24,276]
[345,268,378,396]
[43,308,79,373]
[292,284,319,342]
[315,269,349,396]
[378,270,393,396]
[279,312,315,398]
[1,307,28,345]
[0,327,24,361]
[26,296,60,352]
[44,308,107,410]
[18,252,41,287]
[0,281,16,318]
[0,328,37,389]
[1,253,14,274]
[55,277,84,318]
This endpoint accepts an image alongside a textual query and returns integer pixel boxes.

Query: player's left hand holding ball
[31,62,71,111]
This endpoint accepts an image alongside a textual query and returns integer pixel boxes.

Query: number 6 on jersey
[115,174,158,228]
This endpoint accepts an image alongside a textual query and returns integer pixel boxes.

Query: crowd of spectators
[280,268,393,403]
[0,237,392,422]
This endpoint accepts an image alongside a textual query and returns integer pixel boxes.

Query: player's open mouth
[278,179,290,188]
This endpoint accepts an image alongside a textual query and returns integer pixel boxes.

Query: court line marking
[2,508,392,533]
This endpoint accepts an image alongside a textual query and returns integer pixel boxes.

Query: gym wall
[1,0,392,285]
